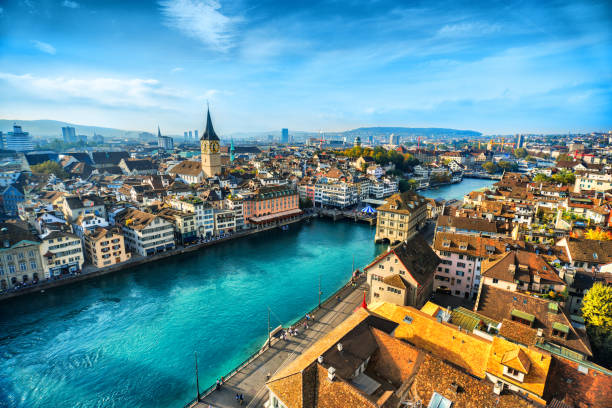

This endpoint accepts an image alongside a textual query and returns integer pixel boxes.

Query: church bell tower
[200,108,222,178]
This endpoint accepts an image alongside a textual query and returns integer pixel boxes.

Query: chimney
[317,355,324,364]
[337,343,343,352]
[327,366,336,382]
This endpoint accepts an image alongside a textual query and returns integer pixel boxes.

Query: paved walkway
[192,282,368,408]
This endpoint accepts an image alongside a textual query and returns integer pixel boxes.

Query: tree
[551,170,575,185]
[514,148,528,158]
[482,161,498,174]
[299,198,313,209]
[585,228,612,241]
[556,153,572,163]
[498,160,518,172]
[533,173,550,183]
[398,179,417,192]
[582,283,612,366]
[30,160,68,179]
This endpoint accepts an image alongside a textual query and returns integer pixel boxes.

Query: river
[420,178,495,201]
[0,220,384,408]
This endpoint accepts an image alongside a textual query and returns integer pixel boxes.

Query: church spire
[157,125,161,138]
[200,107,219,141]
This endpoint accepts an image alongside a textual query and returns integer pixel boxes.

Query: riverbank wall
[0,215,311,303]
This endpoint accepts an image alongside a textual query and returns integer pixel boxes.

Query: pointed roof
[501,347,531,374]
[200,108,220,141]
[157,126,162,138]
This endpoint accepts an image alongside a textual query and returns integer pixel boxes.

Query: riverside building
[374,191,427,244]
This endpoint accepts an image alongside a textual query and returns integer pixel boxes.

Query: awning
[248,209,303,224]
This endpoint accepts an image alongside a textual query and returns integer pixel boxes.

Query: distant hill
[0,120,142,138]
[339,127,482,138]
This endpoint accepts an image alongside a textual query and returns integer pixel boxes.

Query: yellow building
[83,227,130,268]
[375,191,427,244]
[369,301,551,404]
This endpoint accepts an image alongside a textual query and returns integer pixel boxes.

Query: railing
[183,273,367,408]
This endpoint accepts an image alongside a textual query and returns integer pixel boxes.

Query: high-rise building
[194,130,199,139]
[200,108,221,178]
[281,128,289,144]
[184,131,188,140]
[5,125,34,151]
[189,131,193,140]
[389,133,400,145]
[354,136,362,147]
[157,126,174,150]
[517,134,525,149]
[62,126,76,143]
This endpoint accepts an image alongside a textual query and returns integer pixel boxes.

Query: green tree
[514,148,528,158]
[398,179,418,192]
[30,160,68,179]
[582,283,612,367]
[533,173,550,183]
[299,198,313,209]
[482,161,498,174]
[498,160,518,172]
[556,153,572,163]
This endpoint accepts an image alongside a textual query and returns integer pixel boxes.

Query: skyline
[0,0,611,135]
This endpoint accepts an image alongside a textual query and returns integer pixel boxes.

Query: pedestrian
[216,380,220,390]
[240,394,244,405]
[235,393,240,403]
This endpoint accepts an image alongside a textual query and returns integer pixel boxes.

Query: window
[19,262,27,271]
[30,261,37,270]
[492,278,499,284]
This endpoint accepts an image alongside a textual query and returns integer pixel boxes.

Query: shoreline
[0,215,310,303]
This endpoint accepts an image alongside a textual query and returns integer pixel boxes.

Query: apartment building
[374,191,427,244]
[157,207,197,244]
[61,195,107,222]
[573,171,612,193]
[83,227,130,268]
[115,208,175,256]
[39,231,84,277]
[213,209,236,235]
[0,223,45,290]
[365,235,439,308]
[167,196,214,237]
[314,182,358,208]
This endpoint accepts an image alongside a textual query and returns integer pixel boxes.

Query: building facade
[83,227,131,268]
[0,223,45,290]
[115,208,176,256]
[375,191,427,244]
[39,231,85,277]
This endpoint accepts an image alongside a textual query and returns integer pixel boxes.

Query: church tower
[200,108,222,178]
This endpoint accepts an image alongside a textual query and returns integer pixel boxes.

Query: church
[168,108,222,183]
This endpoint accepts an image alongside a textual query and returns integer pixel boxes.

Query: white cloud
[437,22,501,37]
[0,72,191,109]
[158,0,239,52]
[171,67,184,72]
[62,0,79,8]
[31,40,56,55]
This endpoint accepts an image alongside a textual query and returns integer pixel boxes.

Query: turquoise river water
[0,220,384,408]
[0,179,491,408]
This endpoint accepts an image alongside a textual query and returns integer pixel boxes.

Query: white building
[39,231,84,277]
[167,196,215,237]
[115,208,175,256]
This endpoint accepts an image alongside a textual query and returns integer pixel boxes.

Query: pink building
[243,185,301,226]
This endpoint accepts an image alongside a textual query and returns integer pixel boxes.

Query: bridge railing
[183,273,367,408]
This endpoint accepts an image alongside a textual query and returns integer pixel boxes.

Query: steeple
[200,107,219,141]
[230,138,235,162]
[157,125,162,138]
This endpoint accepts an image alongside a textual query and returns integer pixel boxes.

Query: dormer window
[442,240,451,248]
[552,322,569,339]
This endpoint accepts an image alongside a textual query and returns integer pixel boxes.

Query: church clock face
[210,141,220,153]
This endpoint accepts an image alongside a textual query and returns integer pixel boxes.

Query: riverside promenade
[0,215,309,302]
[189,280,368,408]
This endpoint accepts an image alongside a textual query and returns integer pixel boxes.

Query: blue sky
[0,0,610,135]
